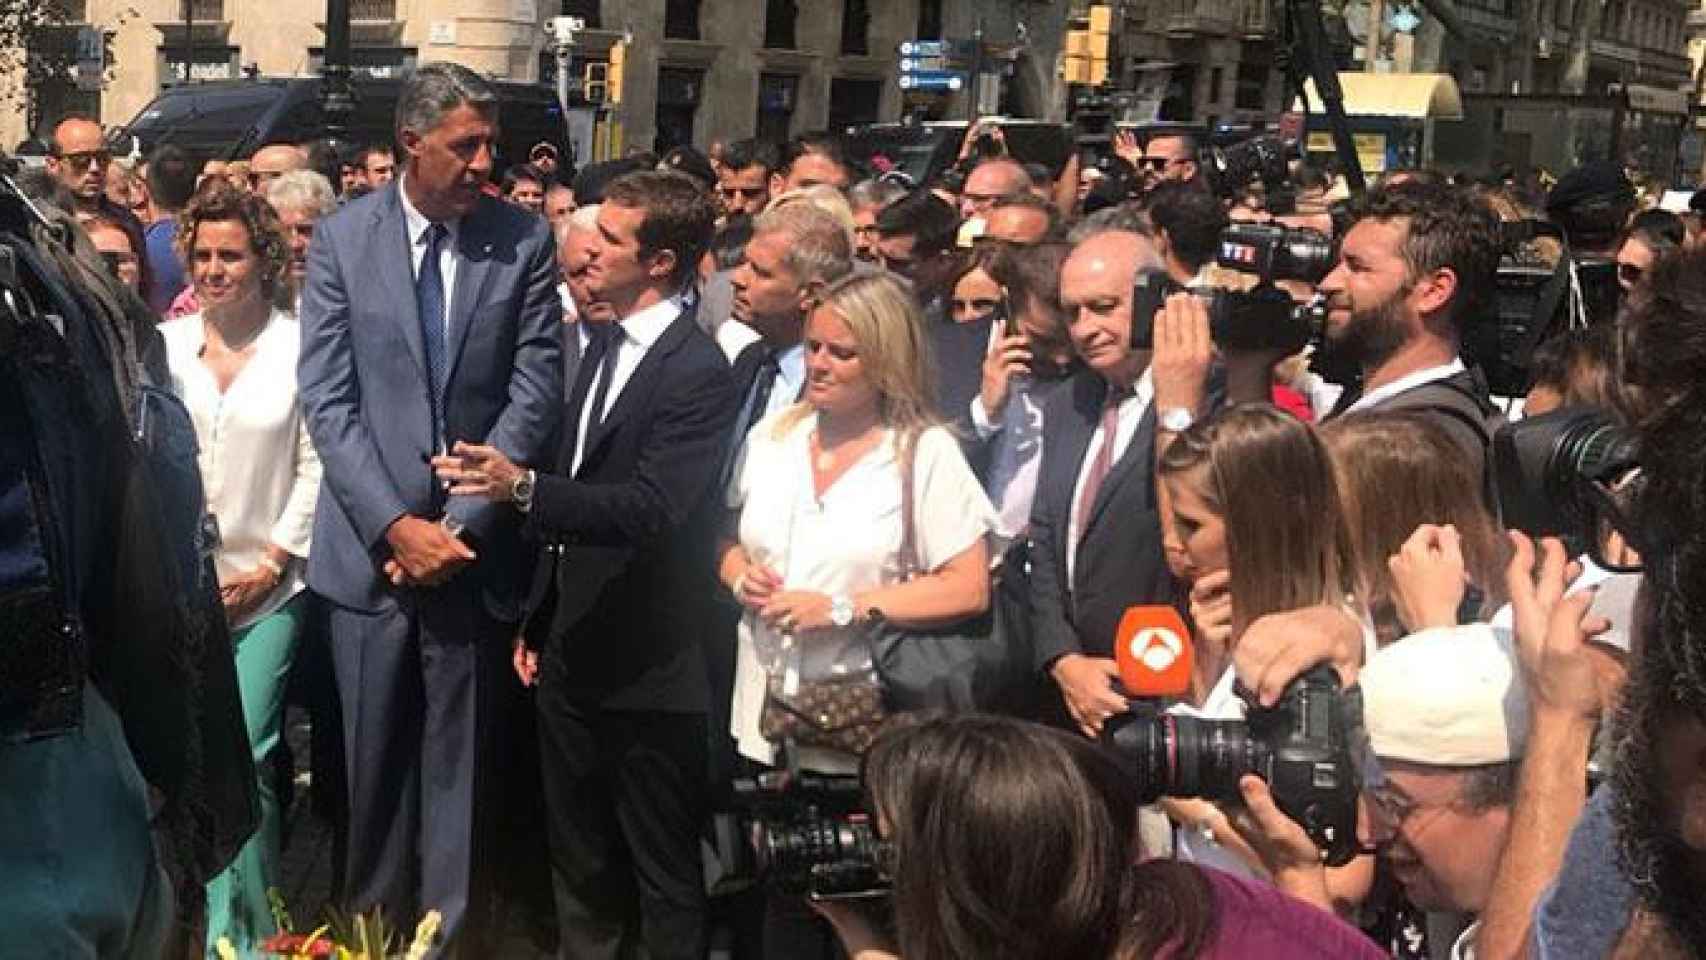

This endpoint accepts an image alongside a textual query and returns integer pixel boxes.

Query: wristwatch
[511,469,537,513]
[830,594,856,628]
[439,515,466,540]
[1158,406,1196,434]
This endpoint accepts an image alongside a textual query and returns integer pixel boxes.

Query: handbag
[869,433,1033,714]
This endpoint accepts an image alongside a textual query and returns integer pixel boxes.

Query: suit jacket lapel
[445,208,496,390]
[375,187,427,383]
[558,327,607,473]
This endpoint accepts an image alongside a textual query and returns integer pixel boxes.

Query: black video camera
[1202,135,1303,214]
[732,768,891,901]
[1130,223,1333,354]
[1101,665,1364,867]
[1493,406,1643,571]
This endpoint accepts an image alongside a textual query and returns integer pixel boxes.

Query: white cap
[1361,624,1529,766]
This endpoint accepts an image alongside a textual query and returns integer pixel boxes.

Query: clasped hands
[380,442,529,588]
[733,562,839,633]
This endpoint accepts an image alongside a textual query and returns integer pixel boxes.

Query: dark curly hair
[1348,180,1503,335]
[174,179,292,303]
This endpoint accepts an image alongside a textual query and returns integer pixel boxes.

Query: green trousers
[205,594,305,958]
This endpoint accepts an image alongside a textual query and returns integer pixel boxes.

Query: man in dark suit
[1029,225,1236,739]
[296,62,563,954]
[437,170,735,959]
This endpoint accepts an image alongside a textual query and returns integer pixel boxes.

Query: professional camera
[1130,223,1333,354]
[1101,665,1364,867]
[1202,135,1303,214]
[1493,406,1642,570]
[732,768,891,901]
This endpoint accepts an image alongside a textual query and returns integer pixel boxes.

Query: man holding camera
[1317,181,1504,478]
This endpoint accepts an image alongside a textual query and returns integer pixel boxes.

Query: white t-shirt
[726,411,997,766]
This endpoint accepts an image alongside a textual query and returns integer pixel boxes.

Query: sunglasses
[720,186,767,200]
[1616,261,1645,285]
[56,149,112,171]
[1137,156,1183,172]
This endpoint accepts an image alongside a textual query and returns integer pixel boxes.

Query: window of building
[829,77,881,128]
[561,0,600,28]
[765,0,797,49]
[656,66,703,151]
[917,0,943,40]
[1209,66,1224,106]
[665,0,701,40]
[757,73,798,142]
[1234,57,1267,111]
[840,0,870,55]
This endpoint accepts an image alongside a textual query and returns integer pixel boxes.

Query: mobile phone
[998,292,1021,338]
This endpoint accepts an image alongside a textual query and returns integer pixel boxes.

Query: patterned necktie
[1074,386,1132,546]
[416,222,448,447]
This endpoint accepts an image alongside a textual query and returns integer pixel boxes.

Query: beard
[1610,643,1706,957]
[1325,291,1410,374]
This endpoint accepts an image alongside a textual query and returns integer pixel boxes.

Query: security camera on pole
[546,16,584,116]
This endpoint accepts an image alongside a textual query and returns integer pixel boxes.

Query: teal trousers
[205,594,305,958]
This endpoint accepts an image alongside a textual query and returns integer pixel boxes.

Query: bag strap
[898,429,920,579]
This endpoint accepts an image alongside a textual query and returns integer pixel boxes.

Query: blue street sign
[901,56,949,71]
[898,70,964,92]
[899,40,947,57]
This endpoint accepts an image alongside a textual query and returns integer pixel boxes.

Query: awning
[1294,72,1464,121]
[1613,83,1689,116]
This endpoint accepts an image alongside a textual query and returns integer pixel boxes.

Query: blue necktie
[417,223,448,447]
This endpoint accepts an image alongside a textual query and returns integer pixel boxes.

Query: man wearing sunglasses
[47,117,127,220]
[1137,132,1201,191]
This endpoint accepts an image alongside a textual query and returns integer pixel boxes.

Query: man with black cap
[1544,160,1635,325]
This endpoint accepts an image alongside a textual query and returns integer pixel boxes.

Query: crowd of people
[8,57,1706,960]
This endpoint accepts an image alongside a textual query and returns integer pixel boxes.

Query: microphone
[1114,606,1193,698]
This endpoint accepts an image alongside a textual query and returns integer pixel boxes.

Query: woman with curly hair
[158,180,321,955]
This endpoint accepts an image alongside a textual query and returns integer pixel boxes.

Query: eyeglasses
[1137,156,1185,172]
[55,149,112,171]
[1616,261,1645,286]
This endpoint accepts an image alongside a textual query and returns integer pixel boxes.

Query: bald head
[47,117,111,208]
[249,144,308,193]
[1061,230,1161,382]
[961,159,1032,220]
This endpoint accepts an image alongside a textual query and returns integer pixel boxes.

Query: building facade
[7,0,1084,156]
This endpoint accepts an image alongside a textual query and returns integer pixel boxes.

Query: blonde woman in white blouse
[716,271,998,770]
[158,182,321,956]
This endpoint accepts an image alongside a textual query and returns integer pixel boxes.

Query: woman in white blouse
[716,271,997,770]
[158,181,321,956]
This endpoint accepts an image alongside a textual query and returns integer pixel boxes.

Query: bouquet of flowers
[215,894,442,960]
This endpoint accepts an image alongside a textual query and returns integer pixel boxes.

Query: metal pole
[1365,0,1385,72]
[181,0,193,85]
[321,0,355,147]
[967,15,983,120]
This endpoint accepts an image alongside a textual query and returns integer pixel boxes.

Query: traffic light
[608,40,626,105]
[583,62,608,104]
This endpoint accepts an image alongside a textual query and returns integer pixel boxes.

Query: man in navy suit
[296,62,562,955]
[436,170,735,959]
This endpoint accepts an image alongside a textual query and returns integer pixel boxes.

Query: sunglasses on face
[57,149,112,171]
[1616,261,1645,286]
[721,186,766,200]
[1137,156,1183,172]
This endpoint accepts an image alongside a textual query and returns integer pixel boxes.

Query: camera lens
[1103,713,1264,802]
[751,812,885,895]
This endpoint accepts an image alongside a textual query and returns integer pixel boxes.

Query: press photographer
[769,713,1384,960]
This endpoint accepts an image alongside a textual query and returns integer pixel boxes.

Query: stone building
[6,0,1079,156]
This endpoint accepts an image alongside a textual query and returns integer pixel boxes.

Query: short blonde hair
[764,184,858,235]
[775,271,938,445]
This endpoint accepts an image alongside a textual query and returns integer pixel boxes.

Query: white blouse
[160,309,321,630]
[725,410,997,766]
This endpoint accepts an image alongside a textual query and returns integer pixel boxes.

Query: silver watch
[1158,406,1196,433]
[511,468,537,513]
[830,595,856,628]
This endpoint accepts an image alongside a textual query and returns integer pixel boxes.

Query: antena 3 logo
[1129,627,1184,672]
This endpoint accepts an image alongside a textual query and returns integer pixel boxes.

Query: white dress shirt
[398,176,460,340]
[969,362,1046,541]
[1066,368,1155,584]
[758,342,807,421]
[572,295,682,475]
[160,309,322,630]
[1345,358,1466,415]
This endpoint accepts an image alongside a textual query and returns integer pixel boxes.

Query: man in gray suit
[297,62,562,954]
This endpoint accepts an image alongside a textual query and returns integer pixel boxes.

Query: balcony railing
[180,0,224,21]
[350,0,396,21]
